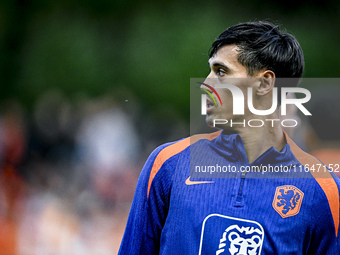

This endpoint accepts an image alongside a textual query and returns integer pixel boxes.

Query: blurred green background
[1,0,339,119]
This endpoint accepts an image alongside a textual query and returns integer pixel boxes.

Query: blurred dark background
[0,0,339,254]
[1,0,340,114]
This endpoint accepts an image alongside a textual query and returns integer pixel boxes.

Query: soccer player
[119,21,340,254]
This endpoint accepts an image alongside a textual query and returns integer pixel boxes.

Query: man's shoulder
[285,133,339,179]
[149,130,222,165]
[285,134,340,237]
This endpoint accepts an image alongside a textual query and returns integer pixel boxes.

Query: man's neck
[225,114,286,164]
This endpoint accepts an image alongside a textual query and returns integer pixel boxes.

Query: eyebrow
[209,61,230,71]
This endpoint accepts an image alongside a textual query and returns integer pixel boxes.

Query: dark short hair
[209,21,304,82]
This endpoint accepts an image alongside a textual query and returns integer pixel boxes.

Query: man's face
[202,44,260,128]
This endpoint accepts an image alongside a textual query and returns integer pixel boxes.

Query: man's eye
[216,68,226,76]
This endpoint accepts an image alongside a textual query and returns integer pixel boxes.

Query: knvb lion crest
[272,185,304,218]
[216,225,263,255]
[199,214,264,255]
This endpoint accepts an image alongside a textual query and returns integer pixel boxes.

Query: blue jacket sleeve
[308,173,340,254]
[118,143,173,254]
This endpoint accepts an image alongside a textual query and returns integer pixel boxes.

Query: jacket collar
[210,130,298,166]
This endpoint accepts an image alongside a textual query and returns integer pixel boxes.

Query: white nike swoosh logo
[185,176,214,185]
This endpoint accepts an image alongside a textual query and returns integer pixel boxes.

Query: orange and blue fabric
[119,131,340,254]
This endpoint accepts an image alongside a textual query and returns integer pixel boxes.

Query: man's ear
[257,70,276,96]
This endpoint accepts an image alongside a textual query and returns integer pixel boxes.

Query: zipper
[233,170,246,207]
[238,170,247,197]
[232,137,276,207]
[233,136,248,207]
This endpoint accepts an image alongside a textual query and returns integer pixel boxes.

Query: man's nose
[201,73,215,90]
[205,71,216,81]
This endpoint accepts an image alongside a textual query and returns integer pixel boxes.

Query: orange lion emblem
[272,185,304,218]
